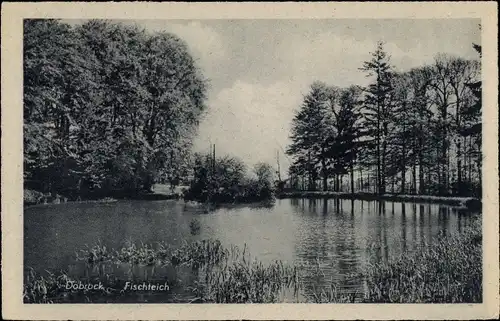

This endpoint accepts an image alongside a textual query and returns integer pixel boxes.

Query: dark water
[24,198,479,302]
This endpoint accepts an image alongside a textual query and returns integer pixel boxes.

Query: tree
[285,39,481,198]
[360,41,394,194]
[185,154,276,203]
[253,162,275,199]
[385,71,412,193]
[426,53,480,195]
[461,44,482,196]
[406,66,435,194]
[287,82,335,191]
[24,19,102,196]
[325,85,364,193]
[448,57,480,195]
[24,19,208,199]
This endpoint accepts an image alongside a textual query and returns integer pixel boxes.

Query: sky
[66,19,481,176]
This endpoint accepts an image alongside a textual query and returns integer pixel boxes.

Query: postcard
[1,1,498,320]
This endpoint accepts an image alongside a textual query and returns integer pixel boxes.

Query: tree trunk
[376,130,381,195]
[401,168,406,194]
[418,149,424,194]
[463,136,468,186]
[457,138,462,195]
[350,161,355,194]
[321,156,328,192]
[412,161,417,194]
[427,163,432,195]
[437,143,442,195]
[381,140,387,195]
[468,138,473,185]
[360,168,364,192]
[446,139,450,195]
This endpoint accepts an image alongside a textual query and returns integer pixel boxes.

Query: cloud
[278,31,440,89]
[127,20,227,76]
[192,31,438,171]
[163,21,227,66]
[193,80,302,169]
[184,21,479,173]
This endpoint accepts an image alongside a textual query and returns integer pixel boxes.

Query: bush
[185,153,275,204]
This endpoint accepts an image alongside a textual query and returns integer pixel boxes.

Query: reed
[305,219,482,303]
[23,267,116,303]
[75,240,113,264]
[189,218,201,235]
[362,222,482,303]
[171,240,229,268]
[23,268,72,303]
[308,282,358,303]
[75,239,228,268]
[193,259,299,303]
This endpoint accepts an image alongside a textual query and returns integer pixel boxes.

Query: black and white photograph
[2,1,499,320]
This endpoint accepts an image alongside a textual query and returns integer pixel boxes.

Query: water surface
[24,198,479,302]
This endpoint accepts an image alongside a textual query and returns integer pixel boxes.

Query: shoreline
[24,189,482,211]
[277,191,482,210]
[23,190,181,208]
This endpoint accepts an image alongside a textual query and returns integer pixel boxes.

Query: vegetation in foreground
[361,220,482,303]
[24,219,481,303]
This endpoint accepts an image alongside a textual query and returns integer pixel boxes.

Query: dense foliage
[287,41,482,197]
[24,19,208,199]
[184,152,275,203]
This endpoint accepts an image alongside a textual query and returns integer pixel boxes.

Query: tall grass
[75,239,229,269]
[361,222,482,303]
[192,244,300,304]
[308,282,358,303]
[23,267,115,303]
[189,218,201,235]
[23,268,73,303]
[305,219,482,303]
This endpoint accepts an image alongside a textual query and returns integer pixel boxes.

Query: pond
[24,198,479,303]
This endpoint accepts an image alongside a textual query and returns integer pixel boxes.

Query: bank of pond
[24,187,481,211]
[277,191,482,211]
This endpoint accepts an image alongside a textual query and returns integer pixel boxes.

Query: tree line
[286,41,482,197]
[24,19,208,199]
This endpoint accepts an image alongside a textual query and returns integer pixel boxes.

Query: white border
[2,2,498,320]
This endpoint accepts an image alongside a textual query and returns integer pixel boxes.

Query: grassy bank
[278,191,481,210]
[25,220,481,303]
